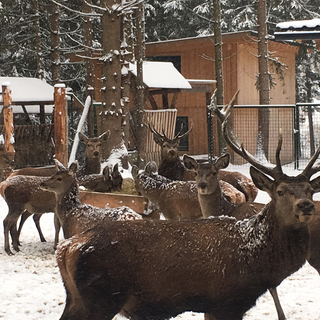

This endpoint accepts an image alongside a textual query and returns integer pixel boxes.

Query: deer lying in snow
[148,122,258,201]
[55,130,320,320]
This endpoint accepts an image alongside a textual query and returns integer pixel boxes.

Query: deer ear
[68,161,78,175]
[132,165,139,179]
[145,161,157,174]
[99,130,110,141]
[183,154,198,171]
[310,175,320,193]
[113,163,119,172]
[250,166,273,195]
[54,159,66,171]
[214,153,230,170]
[102,166,110,177]
[78,132,88,143]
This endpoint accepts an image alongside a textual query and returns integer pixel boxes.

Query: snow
[129,61,192,90]
[1,164,320,319]
[276,18,320,30]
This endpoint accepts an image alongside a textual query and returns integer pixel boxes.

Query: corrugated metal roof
[276,19,320,30]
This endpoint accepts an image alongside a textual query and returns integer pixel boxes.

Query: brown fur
[56,164,320,320]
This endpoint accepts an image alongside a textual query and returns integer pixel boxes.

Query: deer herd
[1,93,320,320]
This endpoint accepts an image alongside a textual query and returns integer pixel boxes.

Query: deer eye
[57,178,62,181]
[277,190,284,196]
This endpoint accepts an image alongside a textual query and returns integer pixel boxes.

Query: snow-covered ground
[0,164,320,320]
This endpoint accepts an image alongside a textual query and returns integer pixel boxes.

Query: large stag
[148,122,258,201]
[55,118,320,320]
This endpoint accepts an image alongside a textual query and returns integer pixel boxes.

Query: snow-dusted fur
[40,160,142,242]
[56,165,320,320]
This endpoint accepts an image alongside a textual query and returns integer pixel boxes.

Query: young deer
[148,122,258,201]
[12,131,111,243]
[39,160,142,243]
[55,132,320,320]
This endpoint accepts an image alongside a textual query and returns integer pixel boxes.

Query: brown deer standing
[148,122,258,201]
[11,131,110,243]
[55,133,320,320]
[39,160,142,241]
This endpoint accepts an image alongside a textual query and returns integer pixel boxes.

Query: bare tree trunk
[33,0,44,80]
[50,0,60,84]
[99,0,123,159]
[132,1,146,160]
[121,11,134,149]
[83,0,95,137]
[213,0,226,156]
[257,0,270,159]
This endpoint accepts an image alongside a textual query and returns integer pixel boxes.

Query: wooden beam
[170,91,180,109]
[148,94,158,110]
[54,84,68,166]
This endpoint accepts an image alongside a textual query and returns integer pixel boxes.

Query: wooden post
[54,84,68,166]
[2,82,15,155]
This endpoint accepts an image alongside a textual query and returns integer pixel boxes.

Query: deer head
[148,122,193,160]
[220,93,320,225]
[183,153,230,195]
[79,131,110,159]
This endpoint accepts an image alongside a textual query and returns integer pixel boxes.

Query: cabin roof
[275,19,320,41]
[129,61,192,90]
[0,77,54,113]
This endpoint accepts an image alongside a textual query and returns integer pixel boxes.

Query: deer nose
[198,182,207,190]
[93,151,99,157]
[169,150,175,155]
[297,201,314,214]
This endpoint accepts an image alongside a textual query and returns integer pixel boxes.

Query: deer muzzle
[296,200,314,222]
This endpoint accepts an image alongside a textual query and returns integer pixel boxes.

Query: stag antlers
[147,120,193,143]
[209,90,320,180]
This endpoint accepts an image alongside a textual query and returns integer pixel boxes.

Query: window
[175,116,189,151]
[146,55,181,72]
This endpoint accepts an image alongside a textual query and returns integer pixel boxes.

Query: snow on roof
[129,61,192,90]
[0,77,55,113]
[276,18,320,30]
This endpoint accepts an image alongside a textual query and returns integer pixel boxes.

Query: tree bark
[83,0,95,137]
[257,0,270,159]
[213,0,226,156]
[132,1,146,160]
[50,0,60,84]
[99,0,123,159]
[33,0,44,80]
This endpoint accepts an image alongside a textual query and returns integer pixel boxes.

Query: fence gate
[143,109,177,165]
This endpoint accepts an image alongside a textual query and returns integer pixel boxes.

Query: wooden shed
[145,30,299,159]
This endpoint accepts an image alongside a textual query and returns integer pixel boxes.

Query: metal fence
[208,104,297,169]
[295,102,320,170]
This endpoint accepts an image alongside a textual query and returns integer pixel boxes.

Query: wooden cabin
[145,30,299,163]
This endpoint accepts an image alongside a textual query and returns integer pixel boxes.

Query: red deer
[148,123,258,201]
[55,133,320,320]
[1,163,124,255]
[39,160,142,242]
[132,159,247,221]
[0,144,14,181]
[10,131,110,178]
[10,131,110,243]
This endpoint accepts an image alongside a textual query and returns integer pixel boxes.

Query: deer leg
[54,214,61,249]
[3,218,13,255]
[10,223,20,252]
[33,213,46,242]
[17,210,33,244]
[268,287,286,320]
[3,210,21,255]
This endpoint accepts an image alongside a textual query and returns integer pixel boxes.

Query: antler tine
[177,120,193,140]
[222,92,283,179]
[148,122,166,139]
[300,144,320,178]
